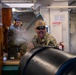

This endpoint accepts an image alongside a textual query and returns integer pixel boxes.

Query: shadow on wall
[71,32,76,54]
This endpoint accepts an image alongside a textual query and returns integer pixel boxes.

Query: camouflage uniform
[8,24,27,56]
[32,32,58,48]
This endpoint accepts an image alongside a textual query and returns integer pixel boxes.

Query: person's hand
[58,42,64,50]
[3,52,8,57]
[15,30,20,33]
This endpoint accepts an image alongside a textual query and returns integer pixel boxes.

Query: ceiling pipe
[42,6,76,9]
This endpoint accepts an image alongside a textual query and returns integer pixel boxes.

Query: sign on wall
[51,22,62,43]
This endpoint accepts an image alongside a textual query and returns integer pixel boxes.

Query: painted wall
[40,2,70,52]
[50,2,69,52]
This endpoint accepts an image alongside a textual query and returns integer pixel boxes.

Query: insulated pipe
[43,6,76,9]
[19,46,76,75]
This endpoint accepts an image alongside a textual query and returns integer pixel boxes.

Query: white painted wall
[50,2,69,52]
[40,2,70,52]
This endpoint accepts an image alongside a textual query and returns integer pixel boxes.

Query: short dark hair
[14,18,21,21]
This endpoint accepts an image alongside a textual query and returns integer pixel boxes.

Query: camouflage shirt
[32,32,58,48]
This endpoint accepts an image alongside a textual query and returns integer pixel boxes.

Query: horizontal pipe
[42,6,76,9]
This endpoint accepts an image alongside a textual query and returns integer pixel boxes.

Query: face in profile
[35,26,46,39]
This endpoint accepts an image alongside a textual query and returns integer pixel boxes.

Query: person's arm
[32,35,39,48]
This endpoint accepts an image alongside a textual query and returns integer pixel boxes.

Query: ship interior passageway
[0,0,76,75]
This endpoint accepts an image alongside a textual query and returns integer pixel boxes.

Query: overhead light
[5,3,34,8]
[12,8,16,12]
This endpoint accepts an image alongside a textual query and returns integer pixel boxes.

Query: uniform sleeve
[47,34,58,47]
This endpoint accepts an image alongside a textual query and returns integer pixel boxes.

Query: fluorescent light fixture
[12,8,16,12]
[12,8,33,12]
[5,3,34,8]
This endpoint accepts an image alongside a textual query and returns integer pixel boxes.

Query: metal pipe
[19,46,76,75]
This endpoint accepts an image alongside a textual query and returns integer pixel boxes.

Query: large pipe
[19,46,76,75]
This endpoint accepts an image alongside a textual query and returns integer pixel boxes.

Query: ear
[21,22,23,26]
[13,21,16,24]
